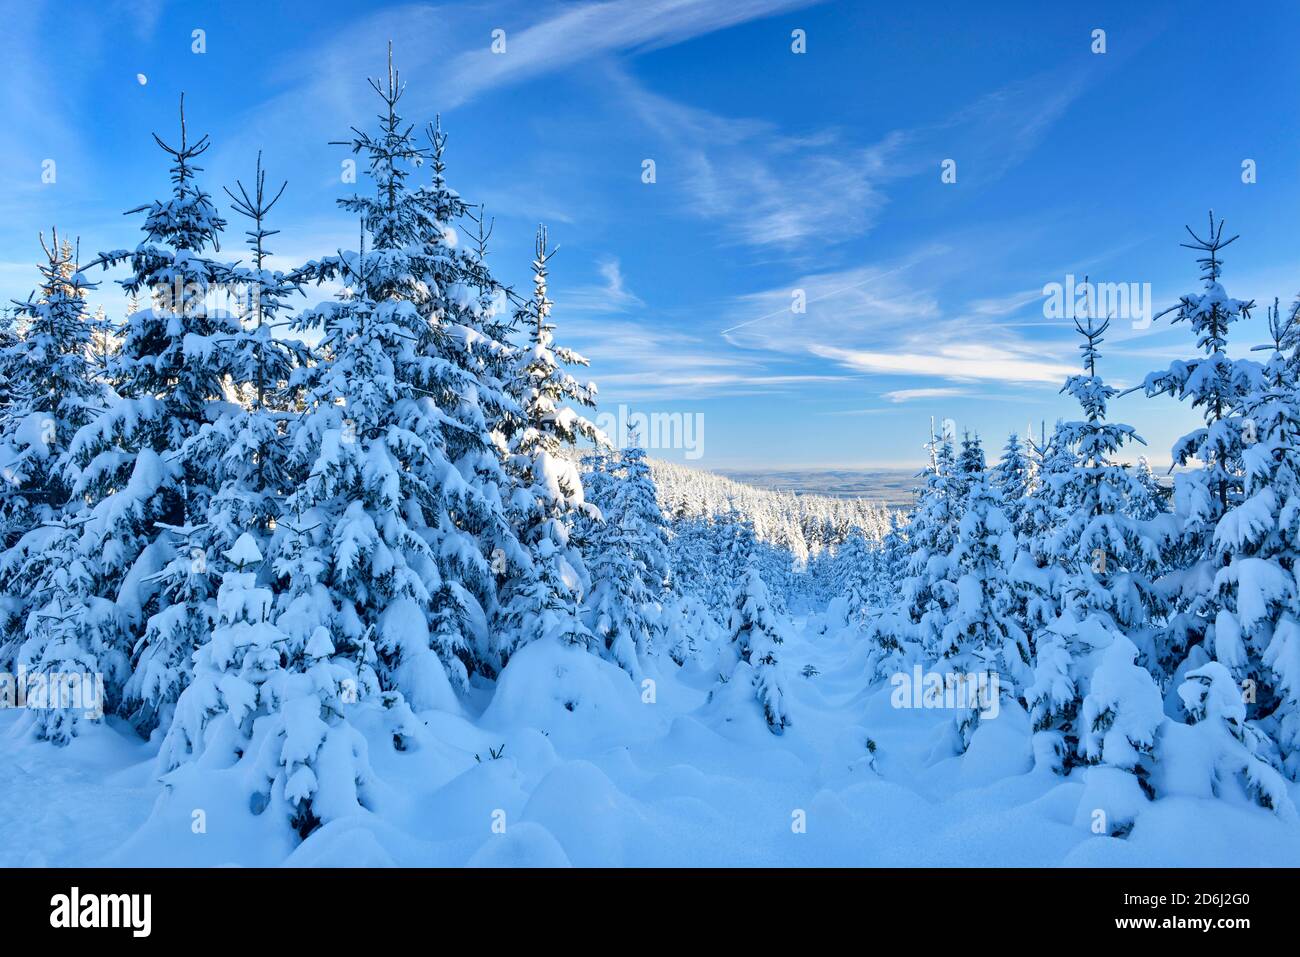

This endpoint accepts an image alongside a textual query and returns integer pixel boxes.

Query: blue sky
[4,0,1300,470]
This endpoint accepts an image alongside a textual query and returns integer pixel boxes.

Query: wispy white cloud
[556,312,849,400]
[932,74,1086,184]
[964,289,1044,319]
[613,69,901,250]
[204,0,824,245]
[250,0,819,130]
[720,249,944,335]
[610,65,1088,252]
[722,259,942,346]
[719,244,1079,389]
[440,0,822,107]
[595,369,846,398]
[563,257,644,313]
[881,387,971,403]
[811,342,1072,385]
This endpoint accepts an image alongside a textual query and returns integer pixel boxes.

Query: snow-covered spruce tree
[802,545,833,607]
[1136,213,1258,674]
[897,434,962,659]
[1075,634,1165,834]
[88,300,120,386]
[618,442,671,594]
[859,509,911,669]
[1017,422,1072,550]
[1055,316,1164,637]
[1213,301,1300,772]
[123,521,220,736]
[0,307,19,411]
[659,596,700,665]
[464,204,516,375]
[705,509,759,596]
[0,232,112,676]
[0,231,105,543]
[870,510,910,609]
[753,537,796,611]
[696,514,738,613]
[833,531,876,626]
[159,533,277,770]
[713,511,798,614]
[1167,661,1295,818]
[408,116,529,677]
[197,153,308,532]
[1005,421,1076,684]
[891,422,973,596]
[667,514,715,600]
[943,436,1024,668]
[421,120,520,426]
[1026,316,1164,773]
[1,517,127,744]
[80,96,234,513]
[1128,456,1170,521]
[496,225,604,663]
[938,436,1027,750]
[162,535,376,838]
[148,156,318,770]
[71,97,246,733]
[665,513,730,650]
[285,50,517,708]
[583,441,671,674]
[715,560,791,734]
[954,431,984,496]
[501,231,601,491]
[163,155,308,640]
[990,432,1032,532]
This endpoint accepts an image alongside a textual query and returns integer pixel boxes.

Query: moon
[136,73,148,85]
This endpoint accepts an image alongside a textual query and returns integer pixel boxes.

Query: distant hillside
[645,458,894,561]
[715,468,919,507]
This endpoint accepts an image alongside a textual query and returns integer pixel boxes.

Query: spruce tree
[1076,634,1164,833]
[0,232,112,678]
[1137,213,1258,671]
[834,532,876,625]
[496,225,603,664]
[72,97,243,733]
[900,433,962,658]
[1,517,127,744]
[990,433,1031,531]
[0,231,104,540]
[285,49,517,707]
[942,455,1026,678]
[164,535,377,838]
[1026,316,1163,771]
[81,95,237,526]
[1214,301,1300,772]
[718,561,792,735]
[583,442,671,674]
[1054,315,1163,643]
[1128,456,1169,521]
[1172,661,1294,817]
[1009,422,1076,655]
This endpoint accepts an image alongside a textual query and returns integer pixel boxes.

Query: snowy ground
[4,605,1298,867]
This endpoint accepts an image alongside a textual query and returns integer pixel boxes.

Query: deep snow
[3,604,1298,867]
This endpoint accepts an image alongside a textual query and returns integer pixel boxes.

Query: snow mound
[468,821,572,867]
[520,760,646,866]
[481,637,648,751]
